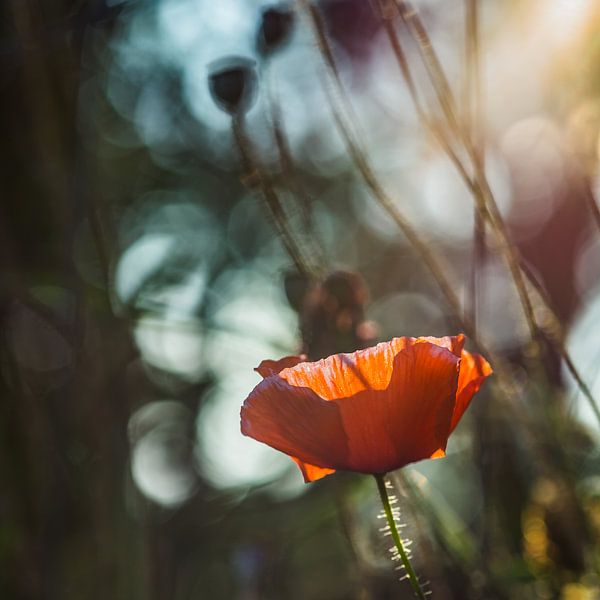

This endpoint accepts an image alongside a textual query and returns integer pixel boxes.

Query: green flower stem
[374,473,427,600]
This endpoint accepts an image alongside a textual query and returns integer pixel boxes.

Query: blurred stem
[469,211,485,333]
[464,0,485,333]
[232,115,314,277]
[264,68,327,273]
[584,182,600,235]
[302,0,540,427]
[394,0,539,350]
[386,0,600,424]
[300,1,475,339]
[374,474,426,600]
[464,0,478,135]
[305,0,600,430]
[88,198,112,295]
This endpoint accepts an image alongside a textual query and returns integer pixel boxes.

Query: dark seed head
[258,5,295,55]
[208,57,258,115]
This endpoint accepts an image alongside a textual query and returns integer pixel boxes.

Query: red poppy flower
[240,335,492,482]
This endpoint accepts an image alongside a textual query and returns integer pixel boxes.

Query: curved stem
[374,473,427,599]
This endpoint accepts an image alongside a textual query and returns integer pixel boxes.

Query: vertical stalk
[388,0,600,423]
[464,0,485,334]
[232,115,313,277]
[304,0,600,427]
[396,0,541,349]
[374,473,427,599]
[264,68,327,272]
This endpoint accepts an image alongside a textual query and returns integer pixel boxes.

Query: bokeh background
[2,0,600,598]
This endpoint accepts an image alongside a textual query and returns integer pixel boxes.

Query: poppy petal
[275,340,460,473]
[278,337,420,399]
[450,351,493,432]
[240,376,349,472]
[253,354,335,480]
[331,342,460,473]
[242,335,489,481]
[419,334,466,358]
[292,458,336,483]
[255,355,306,378]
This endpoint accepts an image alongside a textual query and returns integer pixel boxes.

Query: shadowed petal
[451,351,493,432]
[253,354,335,480]
[240,377,349,471]
[332,342,460,473]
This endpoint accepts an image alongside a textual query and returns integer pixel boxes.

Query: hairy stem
[374,473,427,599]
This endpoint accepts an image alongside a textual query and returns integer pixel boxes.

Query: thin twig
[264,73,328,273]
[325,86,469,335]
[299,0,596,442]
[384,0,600,422]
[232,116,314,277]
[299,0,472,335]
[464,0,486,334]
[395,0,540,349]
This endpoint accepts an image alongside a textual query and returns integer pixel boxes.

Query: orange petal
[331,341,460,473]
[255,355,306,378]
[254,355,333,480]
[275,340,460,473]
[279,336,422,399]
[242,336,482,481]
[240,377,348,472]
[419,334,466,358]
[291,458,336,483]
[450,350,493,432]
